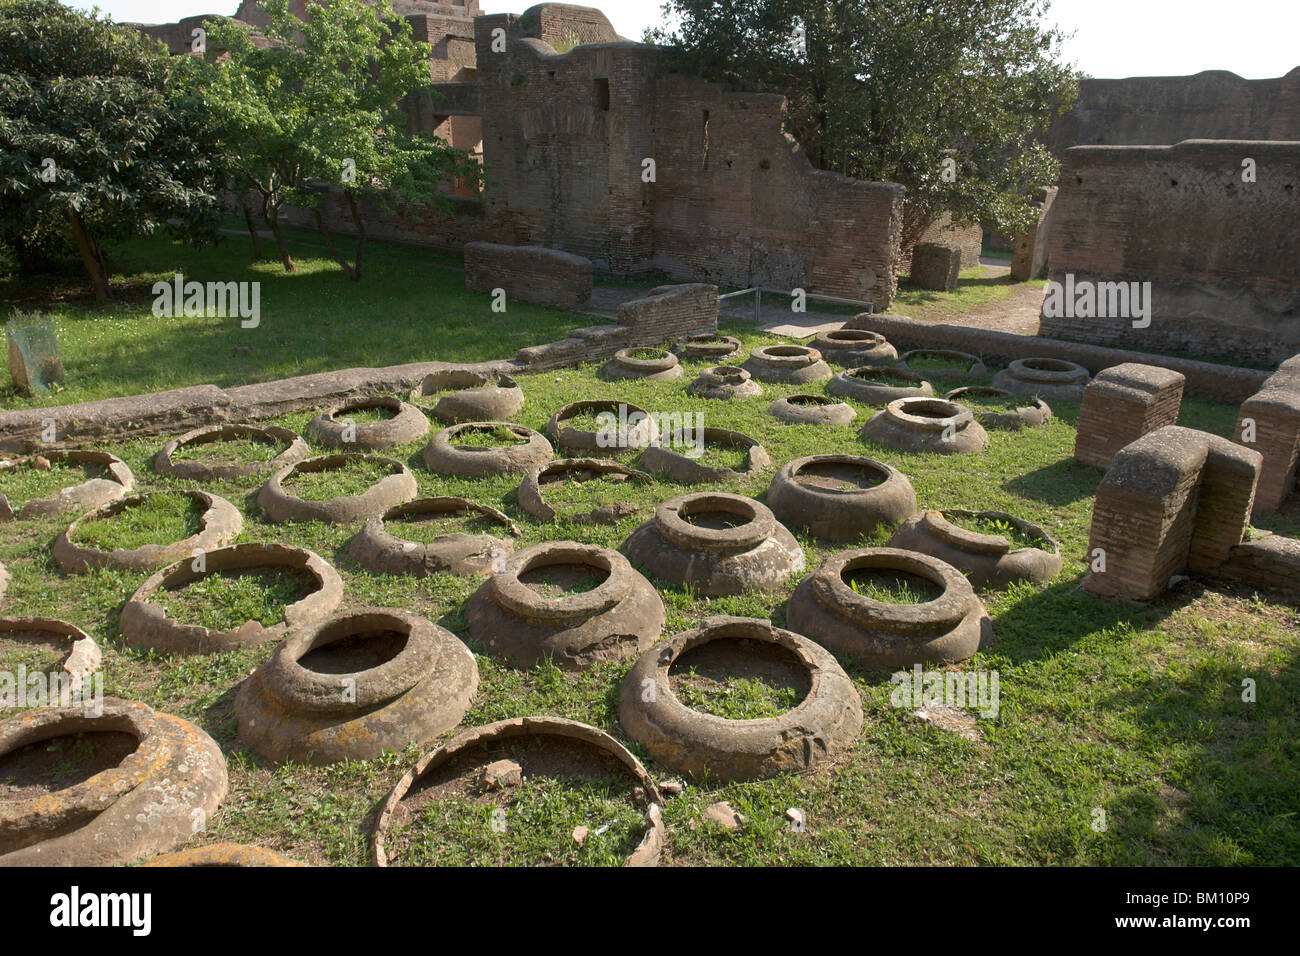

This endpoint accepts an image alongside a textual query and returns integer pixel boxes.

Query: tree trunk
[311,206,357,281]
[899,204,937,276]
[66,209,111,301]
[345,192,366,282]
[262,198,294,273]
[242,202,264,260]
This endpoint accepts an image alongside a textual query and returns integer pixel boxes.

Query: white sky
[73,0,1298,79]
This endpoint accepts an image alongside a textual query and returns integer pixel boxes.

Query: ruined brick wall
[474,15,903,307]
[1041,140,1300,365]
[1047,68,1300,152]
[1082,426,1261,601]
[616,283,718,343]
[650,74,902,305]
[518,3,622,47]
[1235,354,1300,512]
[464,241,593,310]
[902,214,982,275]
[277,190,485,254]
[1074,364,1185,469]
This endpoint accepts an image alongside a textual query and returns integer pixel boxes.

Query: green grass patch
[172,436,282,465]
[70,493,204,551]
[845,569,945,604]
[0,461,98,507]
[157,569,311,631]
[281,459,398,500]
[452,425,526,448]
[945,511,1051,550]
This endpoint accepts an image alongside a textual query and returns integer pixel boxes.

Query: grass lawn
[0,224,580,410]
[1,231,1298,867]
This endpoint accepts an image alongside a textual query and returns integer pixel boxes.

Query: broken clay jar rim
[748,344,823,367]
[155,423,309,480]
[259,607,443,716]
[882,397,975,433]
[372,495,521,541]
[843,365,924,384]
[0,699,168,834]
[122,542,343,650]
[642,617,820,725]
[1006,357,1090,383]
[654,492,775,553]
[810,547,978,634]
[820,329,887,346]
[547,399,659,448]
[0,615,93,646]
[143,842,306,867]
[261,452,416,517]
[489,541,632,625]
[679,333,742,357]
[0,449,135,519]
[898,348,984,375]
[613,347,680,373]
[518,458,653,522]
[441,421,535,448]
[56,490,242,572]
[371,715,665,867]
[943,385,1049,416]
[923,508,1061,558]
[697,365,751,385]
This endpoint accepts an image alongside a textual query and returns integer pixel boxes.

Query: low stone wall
[909,244,961,292]
[1082,425,1262,602]
[464,242,594,311]
[843,312,1270,403]
[1220,535,1300,599]
[1234,354,1300,511]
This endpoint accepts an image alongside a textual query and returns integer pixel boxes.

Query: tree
[198,0,479,279]
[651,0,1078,251]
[0,0,222,299]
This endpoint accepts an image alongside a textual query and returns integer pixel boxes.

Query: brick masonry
[909,243,962,292]
[1082,425,1261,601]
[1040,140,1300,366]
[464,241,593,310]
[1074,363,1186,469]
[1234,354,1300,511]
[1010,187,1057,281]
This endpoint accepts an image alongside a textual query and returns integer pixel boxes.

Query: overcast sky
[72,0,1298,80]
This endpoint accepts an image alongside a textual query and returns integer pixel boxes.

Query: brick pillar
[1075,363,1186,468]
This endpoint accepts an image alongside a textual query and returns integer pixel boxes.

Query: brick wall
[1082,426,1261,601]
[1074,364,1185,469]
[1046,68,1300,153]
[464,241,593,310]
[903,214,983,274]
[616,283,718,343]
[1235,354,1300,511]
[1040,140,1300,365]
[1010,187,1057,281]
[475,15,903,308]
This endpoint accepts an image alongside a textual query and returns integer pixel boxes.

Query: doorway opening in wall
[593,77,610,110]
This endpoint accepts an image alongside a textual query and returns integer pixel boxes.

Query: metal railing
[717,287,875,322]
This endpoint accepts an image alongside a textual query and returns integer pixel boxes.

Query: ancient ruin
[640,428,771,484]
[618,616,862,782]
[767,394,857,426]
[992,358,1091,402]
[678,334,742,362]
[0,699,228,866]
[600,348,683,382]
[235,607,478,765]
[687,365,762,400]
[154,424,310,482]
[860,398,989,454]
[466,541,664,668]
[120,543,343,655]
[410,369,525,423]
[889,510,1063,589]
[53,490,243,573]
[787,547,993,667]
[0,450,133,521]
[1235,355,1300,512]
[258,453,418,523]
[517,458,653,524]
[741,345,832,385]
[306,397,430,450]
[827,366,934,403]
[810,329,898,368]
[943,386,1052,431]
[767,454,917,541]
[1075,364,1186,468]
[898,349,987,382]
[546,399,656,455]
[423,421,554,476]
[623,493,804,596]
[348,497,521,576]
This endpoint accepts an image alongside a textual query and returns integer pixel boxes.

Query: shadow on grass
[1004,457,1102,506]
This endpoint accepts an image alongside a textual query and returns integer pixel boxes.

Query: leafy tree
[0,0,222,299]
[651,0,1079,252]
[198,0,479,279]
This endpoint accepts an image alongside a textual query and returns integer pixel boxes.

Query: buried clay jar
[811,329,898,367]
[766,454,916,541]
[619,616,863,782]
[306,396,430,451]
[786,547,992,668]
[859,397,989,454]
[687,364,762,400]
[0,698,228,866]
[623,492,804,596]
[348,497,521,577]
[741,344,833,385]
[827,365,934,404]
[235,607,478,765]
[889,508,1062,589]
[0,449,134,522]
[466,541,664,670]
[410,369,525,424]
[991,357,1091,402]
[154,423,309,482]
